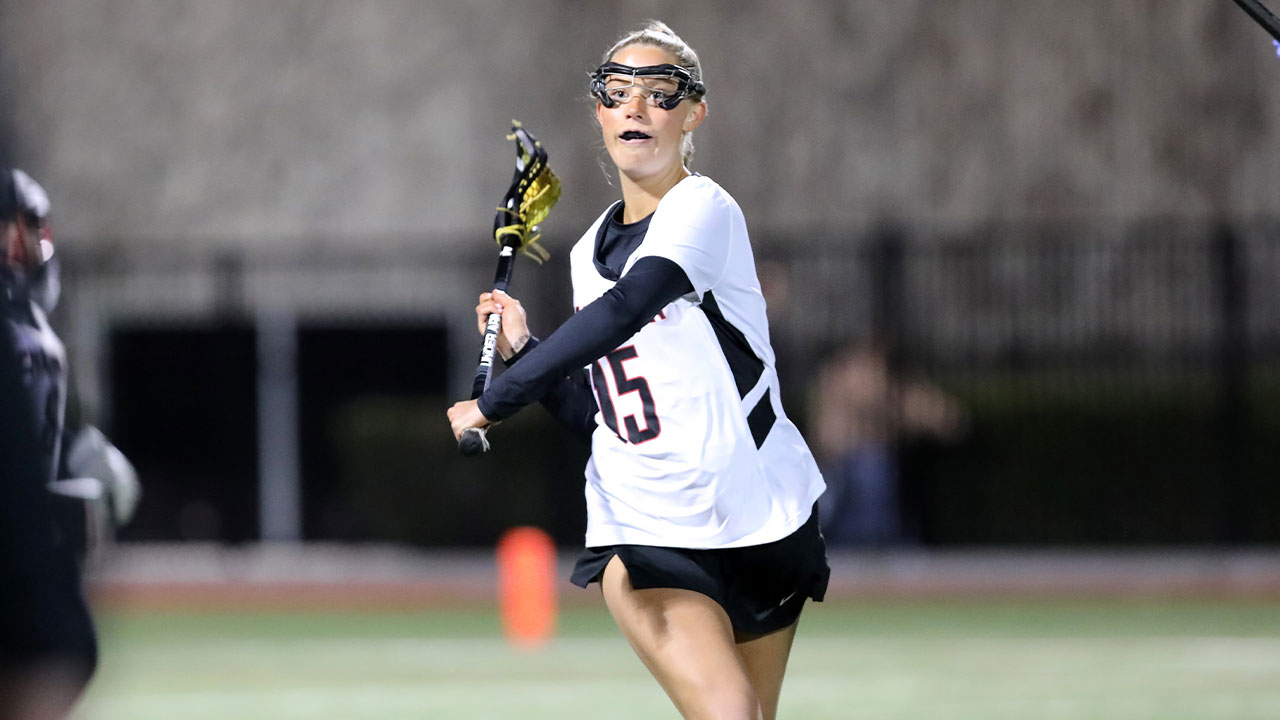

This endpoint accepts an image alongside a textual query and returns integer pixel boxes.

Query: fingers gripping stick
[457,123,560,455]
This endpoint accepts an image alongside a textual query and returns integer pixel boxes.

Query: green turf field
[75,599,1280,720]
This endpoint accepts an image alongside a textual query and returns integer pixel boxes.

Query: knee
[694,681,761,720]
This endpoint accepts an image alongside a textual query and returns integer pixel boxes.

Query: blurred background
[2,1,1280,718]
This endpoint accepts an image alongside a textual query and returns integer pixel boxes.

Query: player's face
[1,218,44,272]
[596,45,705,183]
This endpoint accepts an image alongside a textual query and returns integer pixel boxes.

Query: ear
[682,100,707,132]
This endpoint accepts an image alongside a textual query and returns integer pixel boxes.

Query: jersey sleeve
[632,179,733,298]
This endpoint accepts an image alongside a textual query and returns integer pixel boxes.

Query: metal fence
[770,219,1280,545]
[772,219,1280,370]
[59,219,1280,546]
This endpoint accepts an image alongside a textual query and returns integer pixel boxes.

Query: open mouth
[619,130,652,141]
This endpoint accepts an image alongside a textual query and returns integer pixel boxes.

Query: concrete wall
[2,0,1278,252]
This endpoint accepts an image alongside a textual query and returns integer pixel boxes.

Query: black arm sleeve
[504,337,598,442]
[477,256,693,422]
[539,370,598,441]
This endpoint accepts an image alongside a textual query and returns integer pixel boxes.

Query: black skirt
[571,507,830,636]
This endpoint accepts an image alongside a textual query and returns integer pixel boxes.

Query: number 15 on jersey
[590,345,662,444]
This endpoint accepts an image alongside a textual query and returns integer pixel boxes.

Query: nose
[623,92,648,117]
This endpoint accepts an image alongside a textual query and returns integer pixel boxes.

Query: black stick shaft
[1234,0,1280,42]
[469,244,517,399]
[459,242,519,456]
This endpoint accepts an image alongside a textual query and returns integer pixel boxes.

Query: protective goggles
[589,62,705,111]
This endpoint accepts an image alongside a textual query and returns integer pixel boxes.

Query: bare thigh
[600,555,760,720]
[735,623,799,720]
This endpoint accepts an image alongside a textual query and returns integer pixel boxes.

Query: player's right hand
[447,399,492,442]
[477,289,531,361]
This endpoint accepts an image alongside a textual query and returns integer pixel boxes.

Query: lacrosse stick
[459,122,561,456]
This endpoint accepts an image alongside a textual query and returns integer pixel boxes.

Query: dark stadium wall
[0,1,1276,250]
[0,6,14,169]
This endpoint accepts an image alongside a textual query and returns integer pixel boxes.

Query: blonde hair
[600,20,707,167]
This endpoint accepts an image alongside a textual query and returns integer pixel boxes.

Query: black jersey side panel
[747,388,777,448]
[700,291,763,396]
[700,291,775,447]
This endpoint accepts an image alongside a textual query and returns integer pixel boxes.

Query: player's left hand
[476,289,531,361]
[447,399,491,441]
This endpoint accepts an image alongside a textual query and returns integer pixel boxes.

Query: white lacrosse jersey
[570,174,826,549]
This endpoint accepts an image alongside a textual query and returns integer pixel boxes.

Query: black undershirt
[596,202,651,278]
[479,205,694,440]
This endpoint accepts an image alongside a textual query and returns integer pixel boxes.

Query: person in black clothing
[0,168,97,720]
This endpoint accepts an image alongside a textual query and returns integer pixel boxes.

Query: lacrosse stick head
[493,121,561,263]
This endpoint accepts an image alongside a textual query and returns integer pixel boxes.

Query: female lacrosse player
[448,21,827,720]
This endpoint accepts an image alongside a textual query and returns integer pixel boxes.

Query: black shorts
[0,532,97,677]
[571,508,830,636]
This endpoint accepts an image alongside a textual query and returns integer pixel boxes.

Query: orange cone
[496,526,557,649]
